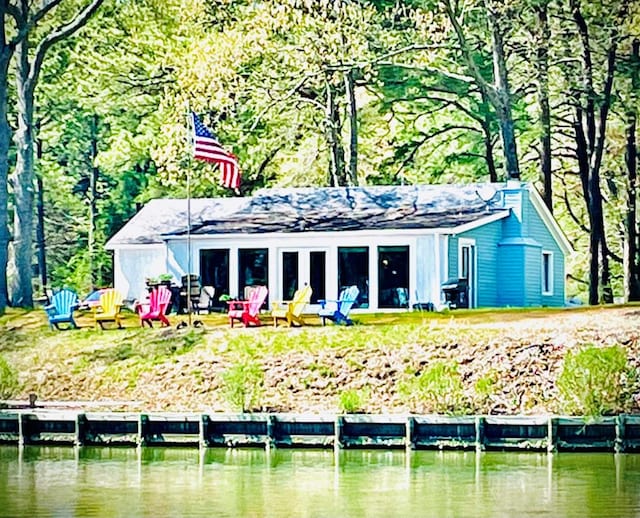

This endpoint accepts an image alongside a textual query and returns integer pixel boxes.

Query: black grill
[441,278,469,309]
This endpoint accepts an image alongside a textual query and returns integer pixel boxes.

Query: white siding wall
[161,230,443,311]
[415,235,446,306]
[114,246,166,299]
[111,230,461,311]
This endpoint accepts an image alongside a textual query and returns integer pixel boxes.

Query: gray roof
[106,183,510,247]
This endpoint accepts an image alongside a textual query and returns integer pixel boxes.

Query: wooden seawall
[1,411,639,452]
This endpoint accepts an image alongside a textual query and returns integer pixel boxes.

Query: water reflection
[1,446,639,517]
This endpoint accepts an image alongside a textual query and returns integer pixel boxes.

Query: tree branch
[29,0,105,93]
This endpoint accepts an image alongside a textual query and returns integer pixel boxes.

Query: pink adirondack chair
[137,286,172,327]
[227,285,268,327]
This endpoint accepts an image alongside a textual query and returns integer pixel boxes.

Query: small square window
[542,251,553,295]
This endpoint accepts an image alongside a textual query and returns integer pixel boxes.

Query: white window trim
[458,238,476,308]
[542,250,553,296]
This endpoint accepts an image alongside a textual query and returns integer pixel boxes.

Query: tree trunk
[480,90,497,182]
[0,50,10,313]
[10,37,35,307]
[535,2,553,211]
[325,79,346,187]
[9,0,105,307]
[483,123,497,183]
[35,135,47,295]
[570,0,623,304]
[487,1,520,180]
[624,39,640,301]
[442,0,521,181]
[89,114,99,288]
[344,69,358,186]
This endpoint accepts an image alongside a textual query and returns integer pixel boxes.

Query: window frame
[542,250,553,296]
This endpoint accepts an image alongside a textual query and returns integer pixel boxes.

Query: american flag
[191,112,241,189]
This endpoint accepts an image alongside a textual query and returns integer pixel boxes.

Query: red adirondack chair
[137,286,172,327]
[227,285,268,327]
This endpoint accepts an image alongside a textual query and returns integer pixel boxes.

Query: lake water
[1,446,639,517]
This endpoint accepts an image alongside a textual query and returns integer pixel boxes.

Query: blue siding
[524,244,543,306]
[458,220,502,307]
[448,236,458,283]
[445,185,566,309]
[502,190,523,237]
[497,241,526,306]
[523,196,565,306]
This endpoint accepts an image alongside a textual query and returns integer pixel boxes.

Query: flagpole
[186,106,193,327]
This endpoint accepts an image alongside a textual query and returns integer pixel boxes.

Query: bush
[338,388,369,413]
[557,345,638,417]
[0,355,19,400]
[473,370,498,410]
[221,357,264,412]
[398,360,467,414]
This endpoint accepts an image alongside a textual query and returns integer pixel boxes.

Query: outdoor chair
[44,288,79,330]
[318,285,359,326]
[180,274,201,312]
[271,285,312,327]
[227,285,268,327]
[93,288,124,330]
[137,285,172,327]
[193,286,215,314]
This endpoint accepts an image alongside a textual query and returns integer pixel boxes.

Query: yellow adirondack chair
[271,285,312,327]
[94,288,124,329]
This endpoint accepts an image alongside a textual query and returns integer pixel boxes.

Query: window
[542,251,553,295]
[378,246,409,309]
[338,247,369,308]
[200,249,229,309]
[239,248,268,295]
[282,252,298,300]
[460,245,470,279]
[309,251,326,303]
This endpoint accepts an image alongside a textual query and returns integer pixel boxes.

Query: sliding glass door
[279,249,327,303]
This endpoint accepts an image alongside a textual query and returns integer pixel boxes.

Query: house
[105,181,572,311]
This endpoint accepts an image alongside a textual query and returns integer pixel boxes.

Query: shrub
[398,360,468,414]
[0,355,19,400]
[557,345,638,417]
[221,357,264,412]
[338,388,369,413]
[181,330,202,353]
[474,370,498,410]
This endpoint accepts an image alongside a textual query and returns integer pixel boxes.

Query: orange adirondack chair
[137,286,172,327]
[93,288,124,330]
[227,285,268,327]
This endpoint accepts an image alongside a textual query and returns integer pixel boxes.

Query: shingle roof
[106,183,509,247]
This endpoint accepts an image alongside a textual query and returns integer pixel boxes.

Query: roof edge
[527,185,573,255]
[449,210,511,234]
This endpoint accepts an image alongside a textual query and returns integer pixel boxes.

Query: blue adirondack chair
[44,289,79,330]
[318,285,359,326]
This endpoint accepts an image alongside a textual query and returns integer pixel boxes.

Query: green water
[1,446,639,517]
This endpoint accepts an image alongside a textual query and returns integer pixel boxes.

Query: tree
[623,39,640,301]
[0,7,14,314]
[9,0,104,307]
[442,0,521,180]
[564,0,629,304]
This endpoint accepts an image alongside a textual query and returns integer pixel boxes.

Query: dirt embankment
[5,306,640,415]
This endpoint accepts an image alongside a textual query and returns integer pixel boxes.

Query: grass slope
[1,305,639,415]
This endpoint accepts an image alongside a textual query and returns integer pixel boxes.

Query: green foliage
[181,330,201,353]
[398,360,468,414]
[221,357,265,412]
[338,387,370,413]
[557,345,638,417]
[474,370,498,407]
[0,356,19,400]
[16,0,640,305]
